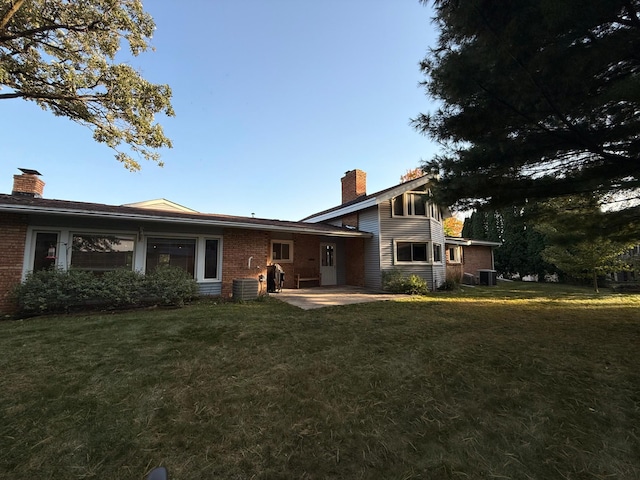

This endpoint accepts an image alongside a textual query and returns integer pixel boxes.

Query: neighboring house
[0,169,499,314]
[610,245,640,283]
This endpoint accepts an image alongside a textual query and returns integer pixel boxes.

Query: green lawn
[1,282,639,479]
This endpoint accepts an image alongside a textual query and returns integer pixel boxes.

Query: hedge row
[13,265,199,315]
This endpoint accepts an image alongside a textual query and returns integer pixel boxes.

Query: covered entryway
[320,242,337,285]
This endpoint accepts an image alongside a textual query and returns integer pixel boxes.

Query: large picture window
[395,241,428,263]
[146,237,196,277]
[70,234,134,273]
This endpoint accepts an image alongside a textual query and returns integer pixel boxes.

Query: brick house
[0,169,498,314]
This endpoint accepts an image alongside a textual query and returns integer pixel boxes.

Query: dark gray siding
[198,282,222,296]
[358,207,382,289]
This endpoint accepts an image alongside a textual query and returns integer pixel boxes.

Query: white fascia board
[303,197,378,223]
[304,175,435,223]
[445,237,502,247]
[0,204,371,238]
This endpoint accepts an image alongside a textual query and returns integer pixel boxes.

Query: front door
[320,243,337,286]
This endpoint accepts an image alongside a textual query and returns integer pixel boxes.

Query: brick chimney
[12,168,44,198]
[341,169,366,204]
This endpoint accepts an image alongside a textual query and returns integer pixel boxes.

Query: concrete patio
[269,285,408,310]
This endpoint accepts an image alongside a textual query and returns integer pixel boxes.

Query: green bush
[382,269,429,295]
[13,268,99,313]
[99,269,147,306]
[13,265,200,315]
[145,265,199,307]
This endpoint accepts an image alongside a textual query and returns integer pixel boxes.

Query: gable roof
[0,194,371,238]
[302,174,437,223]
[123,198,198,213]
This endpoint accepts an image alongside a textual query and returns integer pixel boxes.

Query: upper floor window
[392,190,441,220]
[272,240,293,263]
[70,234,134,273]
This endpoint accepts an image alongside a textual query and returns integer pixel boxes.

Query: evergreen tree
[414,0,640,241]
[538,195,636,291]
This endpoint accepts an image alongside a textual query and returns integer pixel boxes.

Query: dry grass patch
[1,284,639,479]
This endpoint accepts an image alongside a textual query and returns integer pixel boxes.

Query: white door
[320,243,337,286]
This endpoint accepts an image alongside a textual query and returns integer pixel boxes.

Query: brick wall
[0,213,28,315]
[463,245,494,277]
[291,234,320,288]
[221,228,270,297]
[345,237,365,286]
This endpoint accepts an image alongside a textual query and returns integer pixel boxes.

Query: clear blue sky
[1,0,440,221]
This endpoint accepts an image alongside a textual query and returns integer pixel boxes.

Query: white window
[394,241,429,263]
[70,234,135,273]
[391,190,441,221]
[394,240,445,264]
[32,231,59,271]
[271,240,293,263]
[146,237,196,277]
[433,243,443,263]
[203,239,220,279]
[392,192,427,217]
[447,246,462,263]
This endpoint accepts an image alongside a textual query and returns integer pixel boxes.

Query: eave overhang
[0,203,372,239]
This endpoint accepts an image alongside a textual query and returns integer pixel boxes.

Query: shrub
[99,269,147,306]
[145,265,199,307]
[382,269,429,295]
[13,266,200,315]
[13,268,99,314]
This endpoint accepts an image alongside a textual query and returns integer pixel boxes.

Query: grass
[1,282,639,479]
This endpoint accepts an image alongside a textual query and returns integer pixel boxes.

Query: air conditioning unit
[478,269,497,286]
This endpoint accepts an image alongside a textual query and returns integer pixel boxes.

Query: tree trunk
[593,270,599,293]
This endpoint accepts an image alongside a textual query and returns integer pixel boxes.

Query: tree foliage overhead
[414,0,640,238]
[0,0,174,170]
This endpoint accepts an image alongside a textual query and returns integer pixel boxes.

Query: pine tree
[414,0,640,240]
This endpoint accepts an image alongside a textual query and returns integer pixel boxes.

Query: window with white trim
[447,246,462,263]
[271,240,293,263]
[391,189,442,220]
[204,239,219,279]
[146,237,196,277]
[433,243,443,263]
[33,231,59,271]
[392,192,428,217]
[395,241,429,263]
[70,234,135,273]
